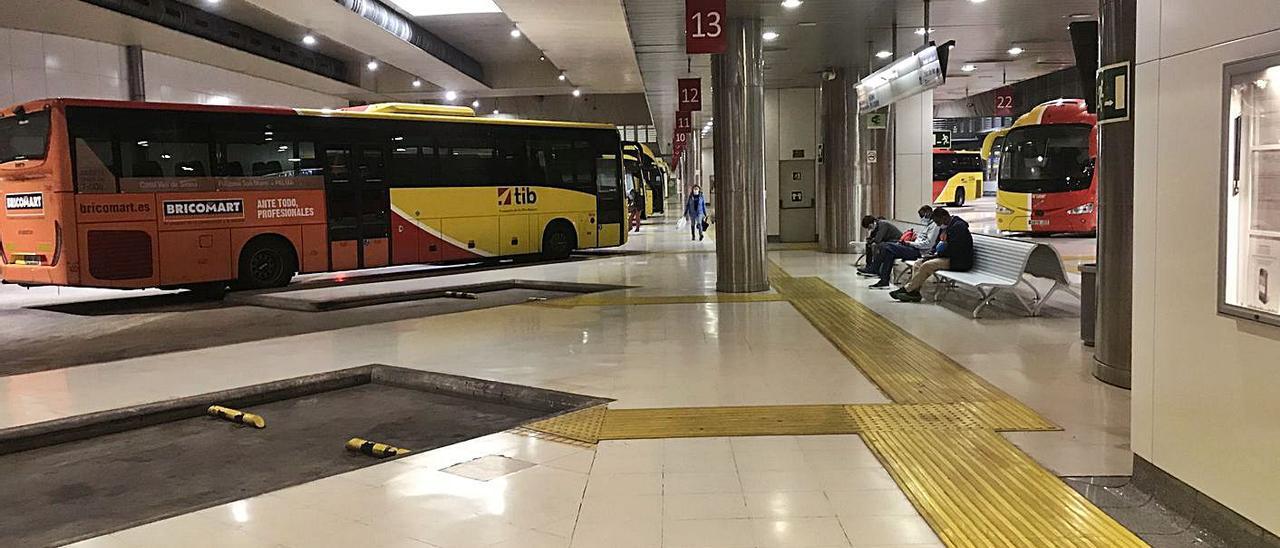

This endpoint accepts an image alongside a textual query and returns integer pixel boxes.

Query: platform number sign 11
[685,0,727,54]
[676,111,693,134]
[678,78,702,112]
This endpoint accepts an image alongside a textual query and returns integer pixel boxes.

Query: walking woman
[684,186,708,241]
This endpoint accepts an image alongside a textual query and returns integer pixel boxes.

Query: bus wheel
[238,238,296,290]
[950,188,966,207]
[542,224,577,260]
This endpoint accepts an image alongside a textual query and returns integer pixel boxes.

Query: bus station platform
[0,215,1165,548]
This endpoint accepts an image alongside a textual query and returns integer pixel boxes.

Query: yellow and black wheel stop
[207,405,265,429]
[345,438,410,458]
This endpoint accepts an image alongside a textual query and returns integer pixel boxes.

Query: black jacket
[935,217,974,271]
[867,220,903,245]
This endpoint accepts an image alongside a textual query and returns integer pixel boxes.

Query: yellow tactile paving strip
[535,292,788,308]
[523,260,1144,547]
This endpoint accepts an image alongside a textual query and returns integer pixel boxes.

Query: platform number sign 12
[678,78,702,112]
[676,111,692,134]
[685,0,727,54]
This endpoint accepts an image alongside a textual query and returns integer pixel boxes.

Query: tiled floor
[5,210,1128,547]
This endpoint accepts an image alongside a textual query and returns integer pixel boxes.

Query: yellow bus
[980,128,1010,197]
[622,142,656,218]
[931,149,984,207]
[0,99,626,291]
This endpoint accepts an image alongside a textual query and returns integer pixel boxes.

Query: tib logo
[497,187,538,207]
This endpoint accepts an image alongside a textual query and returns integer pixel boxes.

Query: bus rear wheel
[950,188,967,207]
[542,224,577,260]
[238,238,296,290]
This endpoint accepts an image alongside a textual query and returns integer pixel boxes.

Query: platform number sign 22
[678,79,702,112]
[686,0,727,54]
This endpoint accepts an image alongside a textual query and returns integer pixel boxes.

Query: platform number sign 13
[678,78,702,112]
[685,0,727,54]
[676,111,693,134]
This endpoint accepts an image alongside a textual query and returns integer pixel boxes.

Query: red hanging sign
[678,78,702,112]
[676,111,693,134]
[685,0,727,54]
[993,86,1015,116]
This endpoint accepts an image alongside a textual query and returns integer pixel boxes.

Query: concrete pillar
[818,69,858,253]
[861,110,893,220]
[1093,0,1135,388]
[892,90,934,220]
[125,45,146,101]
[712,18,768,293]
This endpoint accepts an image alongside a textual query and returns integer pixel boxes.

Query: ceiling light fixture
[762,31,780,41]
[412,79,422,88]
[510,26,522,38]
[382,0,500,17]
[969,0,987,3]
[876,50,893,59]
[366,60,379,71]
[1068,12,1093,18]
[915,27,934,35]
[492,109,500,115]
[472,100,480,108]
[558,71,567,82]
[445,90,458,101]
[301,34,317,46]
[1007,46,1025,56]
[539,55,547,62]
[572,88,582,97]
[961,64,977,72]
[781,0,803,8]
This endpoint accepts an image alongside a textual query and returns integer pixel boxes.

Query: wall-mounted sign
[685,0,727,54]
[856,42,950,112]
[1097,61,1131,124]
[791,191,803,202]
[676,111,693,134]
[993,86,1015,116]
[866,150,878,164]
[791,149,805,159]
[866,112,887,129]
[678,78,702,112]
[933,130,953,149]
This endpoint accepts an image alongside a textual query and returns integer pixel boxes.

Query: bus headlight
[1067,203,1095,215]
[996,205,1014,215]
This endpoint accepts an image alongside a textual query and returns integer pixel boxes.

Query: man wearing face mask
[684,186,709,241]
[862,205,942,289]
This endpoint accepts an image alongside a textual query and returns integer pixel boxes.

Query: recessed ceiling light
[471,100,480,108]
[1068,12,1092,18]
[383,0,500,17]
[762,31,780,41]
[1008,46,1025,55]
[961,64,977,72]
[412,79,422,88]
[572,88,582,97]
[366,60,379,71]
[798,22,818,27]
[539,55,546,62]
[510,26,522,38]
[445,90,458,101]
[205,0,220,4]
[969,0,987,3]
[781,0,803,8]
[301,34,317,46]
[558,71,567,81]
[492,109,500,115]
[876,50,893,59]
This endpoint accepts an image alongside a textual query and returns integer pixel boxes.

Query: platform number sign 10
[676,111,693,134]
[678,78,702,112]
[685,0,727,54]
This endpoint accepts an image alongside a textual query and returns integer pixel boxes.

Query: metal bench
[931,234,1077,318]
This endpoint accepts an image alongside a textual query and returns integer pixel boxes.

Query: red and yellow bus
[931,149,983,206]
[0,99,626,291]
[995,99,1098,234]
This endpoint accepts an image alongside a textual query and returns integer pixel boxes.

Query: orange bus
[995,99,1098,234]
[0,99,626,291]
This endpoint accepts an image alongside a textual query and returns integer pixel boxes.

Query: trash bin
[1080,263,1097,346]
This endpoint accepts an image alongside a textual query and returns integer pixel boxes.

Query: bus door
[322,145,390,270]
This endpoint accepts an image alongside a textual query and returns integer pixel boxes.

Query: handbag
[700,219,709,231]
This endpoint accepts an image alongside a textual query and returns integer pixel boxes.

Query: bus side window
[117,111,210,181]
[74,138,119,194]
[215,119,311,178]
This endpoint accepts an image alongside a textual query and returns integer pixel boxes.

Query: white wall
[0,28,344,109]
[764,88,818,237]
[893,90,934,220]
[1133,0,1280,534]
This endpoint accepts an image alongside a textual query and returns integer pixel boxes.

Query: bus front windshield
[998,124,1093,193]
[0,111,51,165]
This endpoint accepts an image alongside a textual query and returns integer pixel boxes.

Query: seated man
[891,208,974,303]
[856,215,902,275]
[866,206,941,289]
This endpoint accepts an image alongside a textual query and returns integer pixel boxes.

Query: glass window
[214,120,316,178]
[74,138,118,193]
[1222,59,1280,323]
[440,139,498,186]
[998,124,1093,193]
[0,110,50,164]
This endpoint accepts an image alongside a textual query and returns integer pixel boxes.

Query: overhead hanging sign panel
[676,111,693,134]
[678,78,703,112]
[685,0,727,54]
[855,41,952,112]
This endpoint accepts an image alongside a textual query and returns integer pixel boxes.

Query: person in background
[866,205,941,289]
[684,185,708,241]
[856,215,903,275]
[628,184,644,232]
[891,208,974,303]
